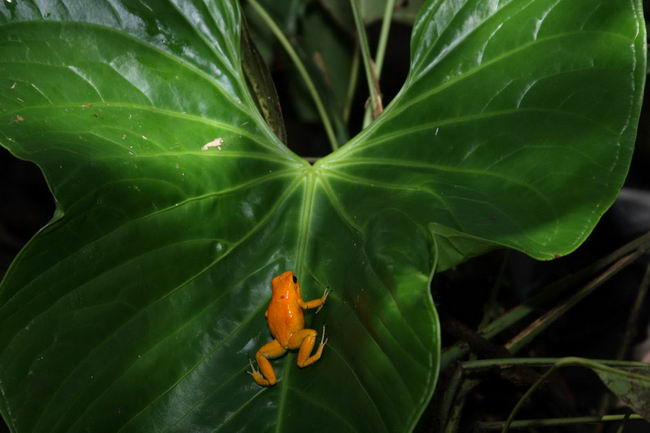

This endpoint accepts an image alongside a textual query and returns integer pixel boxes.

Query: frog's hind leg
[250,339,286,386]
[288,326,327,368]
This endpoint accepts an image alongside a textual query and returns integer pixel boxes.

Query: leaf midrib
[44,178,304,433]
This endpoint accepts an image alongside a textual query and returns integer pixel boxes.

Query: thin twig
[618,256,650,359]
[444,377,478,433]
[362,0,395,127]
[476,414,644,430]
[506,251,645,353]
[461,357,650,373]
[597,257,650,419]
[479,253,509,329]
[350,0,383,123]
[441,231,650,370]
[343,46,360,124]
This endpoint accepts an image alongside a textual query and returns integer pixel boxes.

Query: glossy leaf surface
[0,1,645,433]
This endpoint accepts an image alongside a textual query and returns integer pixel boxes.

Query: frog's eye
[292,274,298,284]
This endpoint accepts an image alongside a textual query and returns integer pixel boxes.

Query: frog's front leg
[288,326,327,368]
[249,339,286,386]
[299,287,330,312]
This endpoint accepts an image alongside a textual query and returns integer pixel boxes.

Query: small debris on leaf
[82,104,93,109]
[121,134,128,140]
[10,82,16,89]
[201,137,224,151]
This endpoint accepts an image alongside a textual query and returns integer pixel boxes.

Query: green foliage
[0,0,645,432]
[504,357,650,431]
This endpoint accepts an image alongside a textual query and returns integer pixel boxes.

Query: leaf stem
[444,377,477,433]
[374,0,395,76]
[350,0,383,124]
[501,363,562,433]
[247,0,339,151]
[461,357,650,372]
[614,412,633,433]
[501,357,650,433]
[597,255,650,418]
[437,366,465,430]
[505,250,644,353]
[440,231,650,370]
[618,256,650,359]
[362,0,395,127]
[477,414,644,430]
[343,46,360,124]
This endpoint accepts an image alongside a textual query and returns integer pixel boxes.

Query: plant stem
[502,356,650,433]
[374,0,395,76]
[444,378,477,433]
[247,0,339,151]
[350,0,383,123]
[479,253,508,329]
[477,414,644,430]
[482,231,650,336]
[440,231,650,370]
[506,250,644,353]
[362,0,395,127]
[343,46,360,124]
[461,357,650,372]
[598,257,650,418]
[614,412,632,433]
[438,366,465,429]
[501,362,563,433]
[618,256,650,359]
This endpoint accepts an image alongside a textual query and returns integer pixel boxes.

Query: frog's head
[271,271,299,295]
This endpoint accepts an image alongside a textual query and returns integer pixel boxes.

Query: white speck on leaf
[201,137,224,151]
[142,135,147,140]
[10,82,16,89]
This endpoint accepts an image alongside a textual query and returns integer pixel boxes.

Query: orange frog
[249,271,329,386]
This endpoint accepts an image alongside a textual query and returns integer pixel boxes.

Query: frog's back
[267,271,305,347]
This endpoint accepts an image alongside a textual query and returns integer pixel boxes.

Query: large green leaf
[326,0,646,269]
[0,1,644,433]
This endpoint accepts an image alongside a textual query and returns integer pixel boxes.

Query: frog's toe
[246,359,257,375]
[319,325,328,346]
